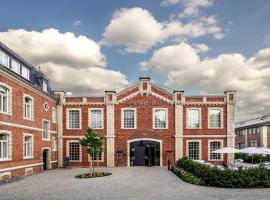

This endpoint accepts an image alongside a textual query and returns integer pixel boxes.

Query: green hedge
[171,166,202,185]
[173,157,270,188]
[235,153,270,164]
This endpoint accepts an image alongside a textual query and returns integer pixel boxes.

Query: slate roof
[235,115,270,129]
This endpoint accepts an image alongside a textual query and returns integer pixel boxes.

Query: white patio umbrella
[212,147,240,154]
[239,147,270,163]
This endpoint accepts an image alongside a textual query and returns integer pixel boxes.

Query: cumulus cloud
[101,7,224,53]
[140,42,270,121]
[0,28,129,94]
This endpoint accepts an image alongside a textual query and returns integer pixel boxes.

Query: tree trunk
[92,152,95,175]
[89,155,93,176]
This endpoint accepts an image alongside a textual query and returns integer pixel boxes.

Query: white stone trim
[42,119,50,141]
[52,107,56,123]
[0,162,43,173]
[208,107,224,129]
[0,81,12,116]
[186,140,202,160]
[66,140,82,162]
[208,139,224,161]
[88,108,104,129]
[0,130,12,162]
[0,171,11,180]
[66,108,82,130]
[152,108,168,129]
[52,136,57,151]
[121,108,137,129]
[127,138,163,167]
[186,108,202,129]
[261,126,268,148]
[63,102,105,106]
[175,104,183,160]
[184,102,225,106]
[43,101,49,112]
[117,91,140,104]
[23,93,34,121]
[23,132,34,159]
[183,134,227,138]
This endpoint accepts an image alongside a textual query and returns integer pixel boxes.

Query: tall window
[154,109,167,128]
[209,109,222,128]
[52,107,56,123]
[21,65,30,80]
[42,121,49,140]
[0,50,9,67]
[123,109,135,128]
[92,152,103,161]
[69,142,80,161]
[24,135,33,158]
[209,141,221,160]
[187,109,200,128]
[43,80,48,92]
[24,96,33,120]
[0,133,9,160]
[11,59,20,74]
[188,141,200,160]
[90,109,103,129]
[52,136,57,151]
[68,110,80,129]
[0,86,9,113]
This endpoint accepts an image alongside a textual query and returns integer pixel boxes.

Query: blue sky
[0,0,270,121]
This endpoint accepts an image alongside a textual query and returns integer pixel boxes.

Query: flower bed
[172,157,270,188]
[75,172,112,179]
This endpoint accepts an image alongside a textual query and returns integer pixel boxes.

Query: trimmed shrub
[75,172,112,179]
[171,166,202,185]
[173,157,270,188]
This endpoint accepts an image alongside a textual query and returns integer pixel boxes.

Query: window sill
[208,127,223,129]
[69,160,81,162]
[153,127,168,129]
[42,138,50,141]
[23,117,34,121]
[0,158,12,162]
[121,127,137,129]
[66,128,81,130]
[23,156,34,160]
[186,127,202,129]
[0,111,12,116]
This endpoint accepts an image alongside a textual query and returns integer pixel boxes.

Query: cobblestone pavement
[1,167,270,200]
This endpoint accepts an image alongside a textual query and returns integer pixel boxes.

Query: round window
[43,102,49,111]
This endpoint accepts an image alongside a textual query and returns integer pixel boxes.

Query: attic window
[43,80,48,92]
[21,65,30,80]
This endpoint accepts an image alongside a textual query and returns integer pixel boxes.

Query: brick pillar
[105,91,116,167]
[173,91,185,161]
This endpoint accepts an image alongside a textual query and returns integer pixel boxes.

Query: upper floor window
[21,65,30,80]
[256,127,260,134]
[42,121,49,140]
[122,109,135,129]
[0,133,10,160]
[187,109,200,128]
[68,142,80,161]
[11,59,20,74]
[187,141,200,160]
[52,107,56,123]
[0,50,9,67]
[89,109,103,129]
[209,109,222,128]
[154,109,167,128]
[52,136,57,151]
[209,141,222,160]
[24,96,33,120]
[0,86,9,114]
[43,80,48,92]
[24,135,33,158]
[68,109,81,129]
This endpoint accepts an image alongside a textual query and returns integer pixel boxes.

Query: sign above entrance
[127,102,161,106]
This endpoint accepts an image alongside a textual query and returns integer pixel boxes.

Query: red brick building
[0,43,57,180]
[57,77,236,167]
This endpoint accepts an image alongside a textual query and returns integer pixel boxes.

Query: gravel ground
[1,167,270,200]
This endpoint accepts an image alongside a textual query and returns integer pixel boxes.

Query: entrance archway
[127,138,162,166]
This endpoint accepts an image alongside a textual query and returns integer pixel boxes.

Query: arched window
[0,86,9,113]
[0,133,10,160]
[209,109,222,128]
[24,96,33,119]
[187,109,200,128]
[24,135,33,158]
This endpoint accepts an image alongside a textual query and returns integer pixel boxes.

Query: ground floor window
[69,142,80,161]
[188,141,200,160]
[24,135,33,158]
[209,141,221,160]
[250,140,258,147]
[238,143,245,149]
[0,133,9,160]
[92,152,103,161]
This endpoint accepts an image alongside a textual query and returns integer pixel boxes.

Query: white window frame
[66,108,82,130]
[52,107,56,123]
[0,82,12,116]
[208,139,223,161]
[11,59,20,74]
[0,50,10,68]
[186,140,202,160]
[0,130,12,162]
[88,148,104,162]
[208,108,224,129]
[42,119,50,141]
[66,140,82,162]
[23,94,34,120]
[250,140,258,147]
[52,136,57,151]
[186,108,201,129]
[88,108,104,129]
[23,133,34,159]
[43,80,48,92]
[21,65,30,80]
[121,108,137,129]
[152,108,168,129]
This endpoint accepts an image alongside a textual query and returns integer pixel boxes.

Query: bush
[75,172,112,179]
[171,166,202,185]
[173,157,270,188]
[235,153,270,164]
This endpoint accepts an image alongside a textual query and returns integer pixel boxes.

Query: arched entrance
[128,139,162,166]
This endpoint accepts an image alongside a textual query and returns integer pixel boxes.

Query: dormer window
[43,80,48,92]
[11,59,20,74]
[21,65,30,80]
[0,50,9,68]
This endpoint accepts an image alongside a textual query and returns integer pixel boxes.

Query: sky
[0,0,270,122]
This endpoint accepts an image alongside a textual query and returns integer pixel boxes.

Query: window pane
[123,110,134,128]
[0,86,9,113]
[43,81,48,92]
[91,110,102,129]
[69,142,80,161]
[210,141,221,160]
[21,65,30,80]
[188,142,199,160]
[11,59,20,74]
[210,109,221,128]
[187,109,200,128]
[0,50,9,67]
[69,110,80,129]
[155,109,166,128]
[43,122,49,139]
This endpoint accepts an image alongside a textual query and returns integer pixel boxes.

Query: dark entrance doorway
[130,140,160,166]
[43,149,49,171]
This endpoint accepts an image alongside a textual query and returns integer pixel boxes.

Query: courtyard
[1,167,270,200]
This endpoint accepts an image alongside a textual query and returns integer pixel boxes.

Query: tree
[80,128,105,176]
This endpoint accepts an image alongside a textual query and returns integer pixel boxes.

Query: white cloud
[101,7,224,53]
[141,42,270,121]
[0,28,129,94]
[73,20,81,27]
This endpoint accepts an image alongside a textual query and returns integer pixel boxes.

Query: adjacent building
[235,115,270,149]
[0,42,57,180]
